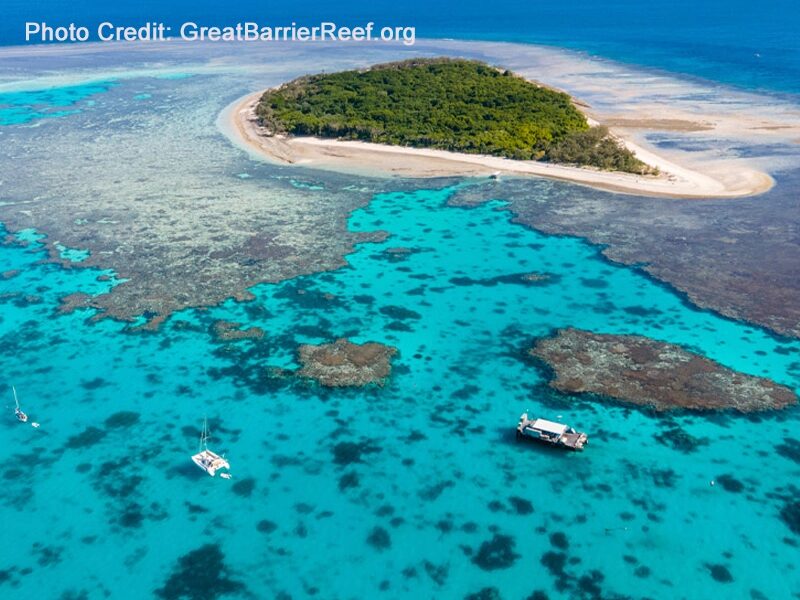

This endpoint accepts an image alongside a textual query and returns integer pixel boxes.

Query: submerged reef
[531,328,797,412]
[211,320,264,342]
[0,82,391,328]
[297,338,397,387]
[155,544,245,600]
[450,176,800,339]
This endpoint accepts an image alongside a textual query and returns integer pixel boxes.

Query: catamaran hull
[191,450,230,477]
[192,455,216,476]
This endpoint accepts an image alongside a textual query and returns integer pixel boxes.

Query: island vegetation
[256,58,655,174]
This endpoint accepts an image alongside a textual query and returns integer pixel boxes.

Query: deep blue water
[2,0,800,94]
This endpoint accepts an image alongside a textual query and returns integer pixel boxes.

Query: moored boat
[516,412,587,450]
[191,417,231,477]
[12,386,27,423]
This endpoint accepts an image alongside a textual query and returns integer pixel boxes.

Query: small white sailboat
[191,418,230,478]
[12,386,28,423]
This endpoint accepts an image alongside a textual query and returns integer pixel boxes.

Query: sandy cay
[226,90,775,199]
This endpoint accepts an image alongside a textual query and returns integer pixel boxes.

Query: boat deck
[516,413,588,451]
[559,431,588,450]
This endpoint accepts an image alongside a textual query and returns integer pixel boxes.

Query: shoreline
[224,91,775,199]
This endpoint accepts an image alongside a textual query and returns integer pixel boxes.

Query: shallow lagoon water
[0,81,116,125]
[1,183,799,599]
[0,44,799,600]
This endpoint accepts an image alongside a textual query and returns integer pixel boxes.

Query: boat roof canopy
[532,419,568,435]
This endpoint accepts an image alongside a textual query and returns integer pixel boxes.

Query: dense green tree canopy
[256,58,653,174]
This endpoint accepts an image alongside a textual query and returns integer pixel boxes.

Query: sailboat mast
[199,417,208,452]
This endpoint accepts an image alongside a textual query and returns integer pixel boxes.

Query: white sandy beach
[225,91,775,199]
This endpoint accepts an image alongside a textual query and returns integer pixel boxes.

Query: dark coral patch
[508,496,534,515]
[155,544,245,600]
[294,522,308,538]
[655,427,709,453]
[488,500,504,513]
[715,474,744,493]
[540,551,567,577]
[452,384,480,400]
[379,305,422,320]
[118,503,145,529]
[450,272,558,288]
[366,526,391,551]
[338,471,360,491]
[423,561,448,586]
[706,563,734,583]
[80,377,110,390]
[3,468,23,480]
[549,532,568,550]
[651,468,679,488]
[418,480,454,501]
[776,438,800,464]
[577,571,604,597]
[472,534,519,570]
[274,284,342,310]
[65,426,107,449]
[332,440,382,466]
[435,519,453,534]
[184,502,208,514]
[780,500,800,535]
[256,520,277,534]
[622,305,662,317]
[104,411,140,429]
[580,277,608,289]
[634,565,651,578]
[59,591,89,600]
[295,503,314,514]
[33,544,63,567]
[231,477,256,497]
[465,587,502,600]
[96,459,143,498]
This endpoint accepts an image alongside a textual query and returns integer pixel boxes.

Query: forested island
[255,58,654,174]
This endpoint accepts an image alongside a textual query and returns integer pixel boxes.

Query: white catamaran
[12,386,27,423]
[191,418,231,478]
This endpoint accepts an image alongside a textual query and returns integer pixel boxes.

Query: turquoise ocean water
[2,168,799,599]
[0,41,799,600]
